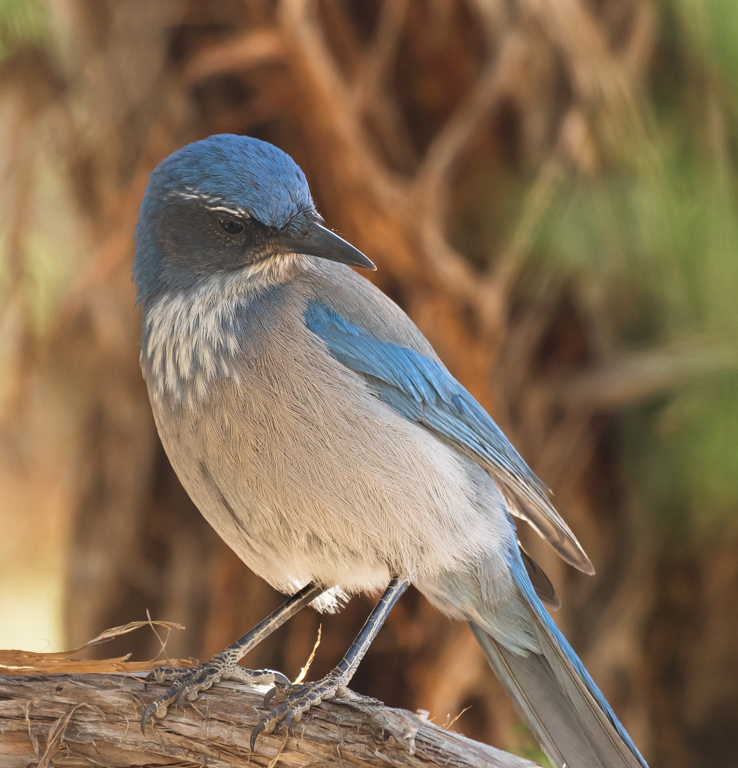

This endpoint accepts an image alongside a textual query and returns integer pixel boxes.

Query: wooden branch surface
[0,673,538,768]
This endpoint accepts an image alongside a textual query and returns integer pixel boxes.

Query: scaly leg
[141,582,325,732]
[250,577,410,750]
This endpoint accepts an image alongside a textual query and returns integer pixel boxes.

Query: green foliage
[0,0,47,59]
[507,723,554,768]
[528,1,738,538]
[623,375,738,540]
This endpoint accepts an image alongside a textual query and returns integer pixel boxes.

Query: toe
[282,710,295,736]
[140,696,171,734]
[140,706,154,734]
[146,666,180,685]
[250,720,266,752]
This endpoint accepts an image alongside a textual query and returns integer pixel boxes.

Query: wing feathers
[305,300,593,574]
[520,547,561,610]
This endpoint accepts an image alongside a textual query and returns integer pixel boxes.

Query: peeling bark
[0,674,537,768]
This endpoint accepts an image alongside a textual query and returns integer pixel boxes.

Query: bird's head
[133,134,374,304]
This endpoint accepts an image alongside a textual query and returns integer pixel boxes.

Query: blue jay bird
[133,134,648,768]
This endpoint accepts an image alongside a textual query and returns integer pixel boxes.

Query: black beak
[276,221,376,270]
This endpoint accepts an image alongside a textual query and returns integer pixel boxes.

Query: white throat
[141,254,306,407]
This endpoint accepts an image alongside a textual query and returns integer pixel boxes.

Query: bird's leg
[250,577,410,750]
[141,582,325,732]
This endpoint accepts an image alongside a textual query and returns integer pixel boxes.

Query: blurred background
[1,1,737,766]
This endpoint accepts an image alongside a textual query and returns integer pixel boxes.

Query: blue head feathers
[147,134,314,228]
[134,134,372,305]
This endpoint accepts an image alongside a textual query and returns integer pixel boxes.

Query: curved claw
[140,707,153,734]
[250,721,265,752]
[273,670,290,686]
[282,710,295,737]
[264,686,279,708]
[140,699,164,734]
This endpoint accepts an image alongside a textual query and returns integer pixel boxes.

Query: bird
[133,133,648,768]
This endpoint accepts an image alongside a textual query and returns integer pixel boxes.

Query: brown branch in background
[278,0,486,317]
[479,103,600,334]
[352,0,418,171]
[558,339,738,409]
[42,119,176,350]
[279,0,404,207]
[412,33,511,200]
[521,0,653,162]
[621,0,658,80]
[478,154,566,332]
[182,29,286,83]
[276,0,438,342]
[410,33,522,317]
[352,0,409,111]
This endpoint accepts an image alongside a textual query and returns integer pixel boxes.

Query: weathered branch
[183,29,286,84]
[557,339,738,409]
[0,673,538,768]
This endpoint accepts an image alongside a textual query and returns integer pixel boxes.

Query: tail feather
[472,623,644,768]
[471,555,648,768]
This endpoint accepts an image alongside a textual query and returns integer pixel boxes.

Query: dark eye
[219,217,244,235]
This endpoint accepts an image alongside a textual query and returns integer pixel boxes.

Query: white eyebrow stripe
[169,188,252,218]
[206,204,250,217]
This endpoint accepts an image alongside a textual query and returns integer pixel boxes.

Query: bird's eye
[219,218,244,235]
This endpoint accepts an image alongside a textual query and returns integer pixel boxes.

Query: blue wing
[305,300,593,574]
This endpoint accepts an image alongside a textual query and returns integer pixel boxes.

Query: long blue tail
[470,553,649,768]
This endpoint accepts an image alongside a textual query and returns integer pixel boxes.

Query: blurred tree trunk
[2,2,738,767]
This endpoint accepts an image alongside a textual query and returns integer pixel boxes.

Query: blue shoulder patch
[306,301,540,487]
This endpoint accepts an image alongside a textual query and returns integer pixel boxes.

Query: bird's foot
[250,671,350,750]
[140,654,289,733]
